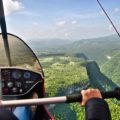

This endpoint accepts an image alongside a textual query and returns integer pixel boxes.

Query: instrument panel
[1,68,43,96]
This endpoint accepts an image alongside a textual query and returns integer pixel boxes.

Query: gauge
[12,70,22,79]
[24,72,31,79]
[7,82,13,88]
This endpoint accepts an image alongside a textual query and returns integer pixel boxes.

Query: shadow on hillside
[86,60,118,91]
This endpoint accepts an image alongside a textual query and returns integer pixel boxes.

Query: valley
[29,34,120,120]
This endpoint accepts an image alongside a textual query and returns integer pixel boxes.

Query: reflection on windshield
[0,34,42,73]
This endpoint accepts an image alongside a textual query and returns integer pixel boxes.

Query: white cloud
[99,11,104,16]
[56,20,66,27]
[18,11,40,17]
[71,20,77,25]
[64,33,69,37]
[108,25,113,31]
[72,13,99,19]
[33,22,39,26]
[114,8,120,13]
[3,0,24,16]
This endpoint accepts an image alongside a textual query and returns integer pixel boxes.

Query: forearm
[85,98,111,120]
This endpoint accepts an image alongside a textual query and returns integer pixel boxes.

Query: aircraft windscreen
[0,33,42,73]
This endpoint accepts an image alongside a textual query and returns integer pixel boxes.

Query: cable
[97,0,120,38]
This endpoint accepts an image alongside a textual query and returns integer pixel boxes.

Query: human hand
[80,89,102,106]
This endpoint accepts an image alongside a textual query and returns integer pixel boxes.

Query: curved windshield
[0,33,43,73]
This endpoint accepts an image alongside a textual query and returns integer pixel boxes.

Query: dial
[7,82,13,88]
[12,70,22,79]
[24,72,31,79]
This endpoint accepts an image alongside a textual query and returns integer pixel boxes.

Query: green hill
[39,55,88,119]
[101,52,120,86]
[62,35,120,65]
[30,35,120,65]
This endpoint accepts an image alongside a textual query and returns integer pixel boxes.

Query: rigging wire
[97,0,120,38]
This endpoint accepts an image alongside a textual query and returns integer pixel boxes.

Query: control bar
[0,88,120,107]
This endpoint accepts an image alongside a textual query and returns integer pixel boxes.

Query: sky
[2,0,120,40]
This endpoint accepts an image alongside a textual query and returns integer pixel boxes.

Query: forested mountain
[40,54,120,120]
[29,34,120,65]
[66,35,120,64]
[27,34,120,120]
[27,38,73,52]
[101,52,120,86]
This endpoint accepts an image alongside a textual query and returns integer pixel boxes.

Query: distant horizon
[25,33,118,42]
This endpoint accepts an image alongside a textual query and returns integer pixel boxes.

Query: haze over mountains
[27,34,120,65]
[27,38,73,50]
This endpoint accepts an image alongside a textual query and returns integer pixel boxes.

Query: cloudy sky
[3,0,120,40]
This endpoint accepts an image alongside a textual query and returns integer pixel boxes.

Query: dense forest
[40,55,87,119]
[39,53,120,119]
[102,51,120,86]
[29,34,120,119]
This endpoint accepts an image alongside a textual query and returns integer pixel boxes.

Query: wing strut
[0,0,12,66]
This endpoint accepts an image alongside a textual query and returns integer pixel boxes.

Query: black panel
[1,68,43,96]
